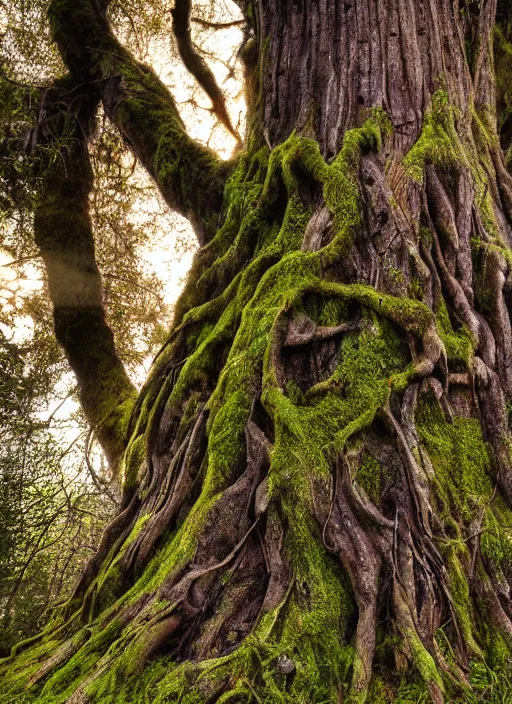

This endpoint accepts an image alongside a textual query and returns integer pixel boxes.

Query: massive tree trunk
[3,1,512,702]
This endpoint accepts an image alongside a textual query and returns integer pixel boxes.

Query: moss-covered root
[6,81,512,704]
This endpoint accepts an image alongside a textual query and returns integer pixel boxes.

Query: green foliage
[0,334,116,656]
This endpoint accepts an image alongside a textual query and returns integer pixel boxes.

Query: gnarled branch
[47,0,233,244]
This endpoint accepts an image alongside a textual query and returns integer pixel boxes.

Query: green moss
[403,91,460,183]
[480,495,512,569]
[123,512,152,547]
[132,113,397,527]
[262,313,408,492]
[321,110,391,264]
[443,541,483,658]
[415,393,493,524]
[404,628,444,692]
[284,380,304,406]
[470,238,512,320]
[408,276,424,301]
[112,55,232,240]
[308,297,350,327]
[435,295,475,365]
[403,91,498,238]
[206,386,254,482]
[412,393,512,671]
[356,453,382,505]
[122,433,145,492]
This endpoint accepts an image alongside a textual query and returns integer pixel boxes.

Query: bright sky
[0,250,43,343]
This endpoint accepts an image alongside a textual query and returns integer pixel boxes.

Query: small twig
[188,518,259,581]
[0,254,41,268]
[102,272,165,305]
[44,387,77,427]
[0,66,45,90]
[191,16,245,30]
[465,524,512,544]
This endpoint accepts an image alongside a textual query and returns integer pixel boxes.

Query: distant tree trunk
[4,1,512,703]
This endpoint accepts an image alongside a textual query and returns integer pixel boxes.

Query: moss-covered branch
[34,77,136,471]
[47,0,233,244]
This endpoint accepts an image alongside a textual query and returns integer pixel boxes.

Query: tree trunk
[3,1,512,702]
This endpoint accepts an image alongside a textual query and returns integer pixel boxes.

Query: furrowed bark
[33,77,136,470]
[495,4,512,155]
[47,0,233,244]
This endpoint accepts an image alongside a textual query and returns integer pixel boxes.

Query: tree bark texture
[3,1,512,703]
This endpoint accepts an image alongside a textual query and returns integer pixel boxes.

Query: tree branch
[47,0,233,244]
[172,0,242,144]
[191,17,245,30]
[33,77,136,473]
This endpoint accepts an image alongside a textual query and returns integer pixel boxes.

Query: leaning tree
[2,0,512,702]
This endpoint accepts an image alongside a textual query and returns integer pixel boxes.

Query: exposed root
[5,84,512,704]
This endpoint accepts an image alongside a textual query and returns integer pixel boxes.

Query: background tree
[3,1,512,703]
